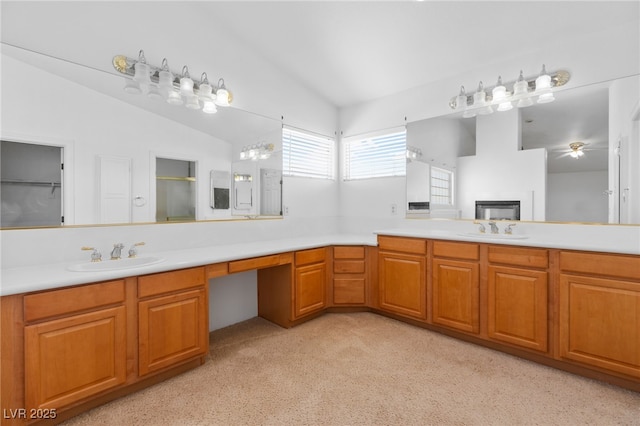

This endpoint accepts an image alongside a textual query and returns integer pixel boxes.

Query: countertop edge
[0,234,377,296]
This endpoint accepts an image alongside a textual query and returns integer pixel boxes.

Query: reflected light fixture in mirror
[406,146,422,161]
[452,65,570,117]
[113,50,232,113]
[569,141,586,158]
[239,143,274,161]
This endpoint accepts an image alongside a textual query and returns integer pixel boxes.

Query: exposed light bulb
[456,86,467,110]
[180,66,194,97]
[492,76,513,112]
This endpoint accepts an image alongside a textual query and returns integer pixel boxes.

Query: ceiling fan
[553,141,605,159]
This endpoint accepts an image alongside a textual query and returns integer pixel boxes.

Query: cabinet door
[432,258,479,333]
[294,262,326,318]
[25,306,127,410]
[378,251,426,319]
[488,265,548,352]
[333,278,366,305]
[139,288,208,376]
[559,274,640,378]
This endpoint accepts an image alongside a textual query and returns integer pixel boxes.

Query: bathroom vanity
[1,231,639,425]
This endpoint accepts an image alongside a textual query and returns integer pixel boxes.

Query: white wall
[457,110,546,221]
[337,21,639,232]
[547,171,608,223]
[609,75,640,224]
[2,55,233,225]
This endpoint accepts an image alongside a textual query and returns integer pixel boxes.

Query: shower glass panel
[1,140,63,228]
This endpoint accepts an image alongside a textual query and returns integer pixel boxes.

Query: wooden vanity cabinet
[137,267,208,376]
[487,245,549,352]
[558,251,640,378]
[293,248,328,319]
[378,236,427,320]
[332,246,367,306]
[23,280,128,412]
[431,240,480,334]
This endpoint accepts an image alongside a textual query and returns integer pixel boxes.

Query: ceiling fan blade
[555,152,573,159]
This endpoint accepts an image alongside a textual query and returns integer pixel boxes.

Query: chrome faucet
[110,243,125,260]
[488,221,499,234]
[477,222,486,233]
[81,246,102,262]
[128,242,146,258]
[505,223,517,235]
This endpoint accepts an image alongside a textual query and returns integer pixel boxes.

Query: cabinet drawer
[295,247,326,266]
[488,245,548,269]
[138,267,205,298]
[24,280,125,323]
[228,254,291,273]
[433,240,479,261]
[378,236,426,255]
[334,246,365,259]
[560,251,640,281]
[334,260,365,274]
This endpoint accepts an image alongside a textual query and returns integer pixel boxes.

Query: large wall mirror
[1,43,283,229]
[406,75,640,225]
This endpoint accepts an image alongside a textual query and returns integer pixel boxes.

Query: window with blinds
[343,129,406,180]
[430,166,454,206]
[282,128,334,179]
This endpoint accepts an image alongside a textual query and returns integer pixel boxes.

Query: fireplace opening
[475,200,521,221]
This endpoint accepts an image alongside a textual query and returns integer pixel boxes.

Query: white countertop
[0,234,377,296]
[374,227,640,255]
[2,226,639,297]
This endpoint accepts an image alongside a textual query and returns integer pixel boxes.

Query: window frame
[429,165,455,207]
[282,127,335,180]
[342,127,407,181]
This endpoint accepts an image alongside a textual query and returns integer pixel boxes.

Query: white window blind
[343,129,406,180]
[282,128,334,179]
[430,167,454,206]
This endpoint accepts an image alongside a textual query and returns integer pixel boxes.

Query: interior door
[260,168,282,215]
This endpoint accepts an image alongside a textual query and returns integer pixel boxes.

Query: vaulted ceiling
[2,1,638,174]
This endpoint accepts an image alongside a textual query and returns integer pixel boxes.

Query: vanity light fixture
[113,50,232,113]
[239,142,275,161]
[406,146,422,161]
[451,65,570,117]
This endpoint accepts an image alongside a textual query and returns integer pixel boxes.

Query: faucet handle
[128,242,146,258]
[478,222,486,233]
[505,223,517,235]
[81,246,102,262]
[488,221,499,234]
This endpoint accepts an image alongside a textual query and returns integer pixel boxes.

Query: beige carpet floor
[62,312,640,425]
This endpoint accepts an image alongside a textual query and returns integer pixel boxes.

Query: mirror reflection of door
[1,140,63,228]
[155,158,196,222]
[260,168,282,216]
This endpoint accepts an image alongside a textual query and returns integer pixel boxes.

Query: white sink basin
[459,232,529,240]
[68,256,165,272]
